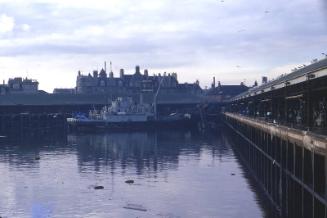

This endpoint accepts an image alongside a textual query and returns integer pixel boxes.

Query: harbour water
[0,129,278,218]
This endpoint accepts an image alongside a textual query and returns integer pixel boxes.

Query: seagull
[264,10,270,13]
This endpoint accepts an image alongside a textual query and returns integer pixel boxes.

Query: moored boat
[67,97,197,132]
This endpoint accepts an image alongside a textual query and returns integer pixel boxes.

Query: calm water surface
[0,129,276,218]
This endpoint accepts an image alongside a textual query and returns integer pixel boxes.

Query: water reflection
[0,129,277,218]
[69,130,235,176]
[0,131,68,168]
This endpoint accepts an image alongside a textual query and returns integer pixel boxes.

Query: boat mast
[154,77,164,120]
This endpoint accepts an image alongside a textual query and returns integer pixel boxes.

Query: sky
[0,0,326,92]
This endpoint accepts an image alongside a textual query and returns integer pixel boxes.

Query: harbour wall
[0,92,204,115]
[0,113,67,138]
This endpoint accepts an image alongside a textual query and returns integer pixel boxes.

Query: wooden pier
[223,58,327,217]
[224,112,327,218]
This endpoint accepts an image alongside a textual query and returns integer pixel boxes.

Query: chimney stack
[93,70,98,78]
[144,69,148,77]
[262,76,268,84]
[120,69,124,78]
[135,65,140,75]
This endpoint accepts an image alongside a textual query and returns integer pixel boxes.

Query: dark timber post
[306,74,313,129]
[284,82,289,124]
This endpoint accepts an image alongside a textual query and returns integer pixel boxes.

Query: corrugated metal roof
[231,58,327,101]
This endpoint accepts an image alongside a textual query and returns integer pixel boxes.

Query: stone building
[206,80,249,102]
[76,65,201,97]
[3,77,39,94]
[53,88,76,94]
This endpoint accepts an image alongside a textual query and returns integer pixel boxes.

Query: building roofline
[231,58,327,102]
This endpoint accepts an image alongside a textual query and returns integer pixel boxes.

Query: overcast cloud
[0,0,326,92]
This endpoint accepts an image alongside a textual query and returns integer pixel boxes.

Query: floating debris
[157,212,181,218]
[94,186,104,190]
[123,203,147,212]
[35,157,40,160]
[125,179,134,184]
[231,173,235,176]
